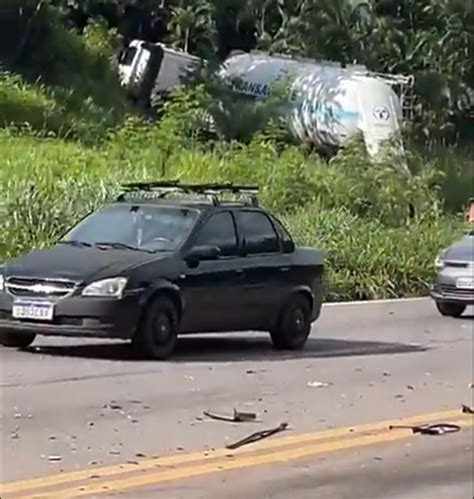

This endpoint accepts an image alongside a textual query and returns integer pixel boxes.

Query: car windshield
[62,204,199,252]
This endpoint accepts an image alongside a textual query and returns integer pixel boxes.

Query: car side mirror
[185,245,221,267]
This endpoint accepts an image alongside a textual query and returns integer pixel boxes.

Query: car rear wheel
[132,296,179,360]
[0,331,36,349]
[270,294,312,350]
[435,301,466,318]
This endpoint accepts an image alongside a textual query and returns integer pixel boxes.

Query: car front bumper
[0,292,141,339]
[430,265,474,305]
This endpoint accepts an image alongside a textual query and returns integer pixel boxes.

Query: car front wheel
[435,301,466,318]
[132,296,179,360]
[270,294,312,350]
[0,331,36,349]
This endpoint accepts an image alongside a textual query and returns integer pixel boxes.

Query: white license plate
[12,300,54,321]
[456,277,474,290]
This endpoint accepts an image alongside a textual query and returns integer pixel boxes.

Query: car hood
[3,244,169,282]
[444,235,474,262]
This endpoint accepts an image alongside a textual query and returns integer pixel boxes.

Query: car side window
[272,216,294,249]
[194,212,238,256]
[237,210,280,255]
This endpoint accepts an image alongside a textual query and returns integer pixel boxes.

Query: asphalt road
[1,298,473,498]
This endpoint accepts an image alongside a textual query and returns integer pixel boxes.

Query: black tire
[0,331,36,349]
[132,296,179,360]
[270,294,312,350]
[435,301,466,318]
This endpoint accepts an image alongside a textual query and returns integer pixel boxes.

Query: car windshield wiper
[58,240,92,248]
[93,242,153,253]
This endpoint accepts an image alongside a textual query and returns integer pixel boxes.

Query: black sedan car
[0,182,325,359]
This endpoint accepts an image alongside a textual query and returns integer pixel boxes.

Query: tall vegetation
[2,0,472,146]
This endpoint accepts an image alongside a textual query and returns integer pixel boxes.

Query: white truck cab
[118,40,203,102]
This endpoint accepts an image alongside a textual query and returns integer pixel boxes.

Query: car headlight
[435,254,445,270]
[82,277,128,298]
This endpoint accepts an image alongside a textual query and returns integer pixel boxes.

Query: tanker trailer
[218,51,413,164]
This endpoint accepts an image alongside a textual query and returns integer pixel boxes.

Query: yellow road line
[0,408,469,495]
[22,418,474,499]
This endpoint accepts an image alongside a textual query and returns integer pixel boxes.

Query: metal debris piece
[135,453,146,458]
[388,423,461,435]
[226,422,289,450]
[105,403,123,410]
[246,370,256,374]
[307,381,330,388]
[407,385,415,391]
[48,455,63,462]
[461,405,474,414]
[204,409,257,423]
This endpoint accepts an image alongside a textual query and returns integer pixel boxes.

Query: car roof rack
[116,180,260,207]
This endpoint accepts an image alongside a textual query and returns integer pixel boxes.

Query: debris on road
[407,385,415,391]
[226,422,289,450]
[204,409,257,423]
[48,455,63,463]
[307,381,331,388]
[469,383,473,389]
[388,423,461,435]
[461,405,474,414]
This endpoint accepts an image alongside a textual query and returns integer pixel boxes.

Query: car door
[234,209,290,329]
[179,210,247,333]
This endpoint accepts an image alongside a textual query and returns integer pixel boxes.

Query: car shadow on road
[26,335,429,363]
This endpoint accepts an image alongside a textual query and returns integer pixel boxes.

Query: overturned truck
[118,40,414,164]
